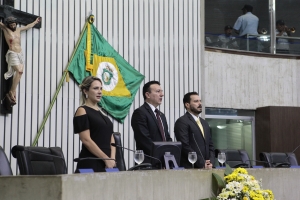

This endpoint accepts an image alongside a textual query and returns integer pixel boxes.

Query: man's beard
[8,26,16,32]
[190,106,202,115]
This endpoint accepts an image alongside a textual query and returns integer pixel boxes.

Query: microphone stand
[286,144,300,165]
[74,157,115,162]
[244,160,270,168]
[191,133,207,168]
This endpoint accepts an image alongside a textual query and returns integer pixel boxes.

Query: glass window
[205,108,255,167]
[205,0,270,53]
[275,0,300,55]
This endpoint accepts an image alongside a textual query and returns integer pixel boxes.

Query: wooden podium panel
[255,106,300,162]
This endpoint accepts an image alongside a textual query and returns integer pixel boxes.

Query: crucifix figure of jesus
[0,16,40,106]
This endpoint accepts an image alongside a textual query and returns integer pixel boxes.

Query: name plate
[78,169,94,173]
[290,165,300,168]
[252,166,264,168]
[106,168,120,172]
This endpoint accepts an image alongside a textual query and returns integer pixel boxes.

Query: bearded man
[0,16,40,105]
[174,92,215,169]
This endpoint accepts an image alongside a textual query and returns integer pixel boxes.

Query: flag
[68,20,144,123]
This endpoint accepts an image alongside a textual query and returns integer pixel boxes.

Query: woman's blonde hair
[79,76,102,105]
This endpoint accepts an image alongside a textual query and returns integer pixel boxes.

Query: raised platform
[0,168,299,199]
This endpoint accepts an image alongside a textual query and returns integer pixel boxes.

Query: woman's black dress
[73,106,113,172]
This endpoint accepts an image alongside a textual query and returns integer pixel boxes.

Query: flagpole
[32,17,92,146]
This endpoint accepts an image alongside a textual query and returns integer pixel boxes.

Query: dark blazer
[174,112,215,168]
[131,103,172,163]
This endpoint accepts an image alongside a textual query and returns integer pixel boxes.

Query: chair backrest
[216,149,251,168]
[0,146,13,176]
[113,132,126,171]
[259,152,298,168]
[112,132,153,171]
[12,145,67,175]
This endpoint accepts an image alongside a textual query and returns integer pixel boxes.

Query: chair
[112,132,152,171]
[113,132,127,171]
[12,145,67,175]
[215,149,251,168]
[259,152,298,168]
[0,146,13,176]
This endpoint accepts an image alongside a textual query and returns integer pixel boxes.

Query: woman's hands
[105,159,116,168]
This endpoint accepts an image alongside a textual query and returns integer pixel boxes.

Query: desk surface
[0,168,299,200]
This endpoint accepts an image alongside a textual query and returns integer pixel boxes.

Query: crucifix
[0,0,41,114]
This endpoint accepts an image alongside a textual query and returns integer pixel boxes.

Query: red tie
[155,109,166,141]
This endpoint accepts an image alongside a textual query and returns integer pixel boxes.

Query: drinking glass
[188,152,197,168]
[218,152,226,167]
[134,150,144,165]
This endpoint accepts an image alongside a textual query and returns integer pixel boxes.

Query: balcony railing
[205,33,300,55]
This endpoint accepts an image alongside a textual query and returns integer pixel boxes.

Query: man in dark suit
[174,92,215,169]
[131,81,172,163]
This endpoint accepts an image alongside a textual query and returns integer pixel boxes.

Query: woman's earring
[85,94,88,99]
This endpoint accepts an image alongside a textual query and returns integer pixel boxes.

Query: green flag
[68,20,144,123]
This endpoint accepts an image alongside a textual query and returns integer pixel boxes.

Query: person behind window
[276,19,291,54]
[217,25,239,49]
[73,76,116,173]
[233,5,259,51]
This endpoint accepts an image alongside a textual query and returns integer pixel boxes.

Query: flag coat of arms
[68,18,144,123]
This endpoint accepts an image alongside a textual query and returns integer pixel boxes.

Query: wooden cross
[0,0,41,114]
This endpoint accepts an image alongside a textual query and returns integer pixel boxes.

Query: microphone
[191,133,207,168]
[11,145,67,174]
[291,144,300,154]
[74,157,115,162]
[244,159,271,168]
[12,145,65,161]
[283,144,300,167]
[111,143,162,169]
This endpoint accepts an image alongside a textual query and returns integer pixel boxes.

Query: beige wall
[204,51,300,109]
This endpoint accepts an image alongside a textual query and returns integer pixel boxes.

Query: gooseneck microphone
[111,143,162,169]
[244,159,271,167]
[12,145,65,161]
[11,145,67,174]
[284,144,300,167]
[73,157,115,162]
[291,144,300,154]
[191,133,206,168]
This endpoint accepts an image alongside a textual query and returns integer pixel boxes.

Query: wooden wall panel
[255,106,300,162]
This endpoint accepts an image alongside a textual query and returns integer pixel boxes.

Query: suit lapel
[143,103,160,128]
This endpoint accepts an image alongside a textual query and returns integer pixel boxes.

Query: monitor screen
[151,142,182,169]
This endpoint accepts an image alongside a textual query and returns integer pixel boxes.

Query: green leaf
[212,173,226,197]
[200,198,218,200]
[224,164,233,176]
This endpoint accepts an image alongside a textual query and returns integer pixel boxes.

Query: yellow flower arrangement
[216,168,274,200]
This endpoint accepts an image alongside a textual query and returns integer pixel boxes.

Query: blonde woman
[74,76,116,172]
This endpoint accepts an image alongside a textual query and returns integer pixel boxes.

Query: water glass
[188,152,197,168]
[134,150,144,165]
